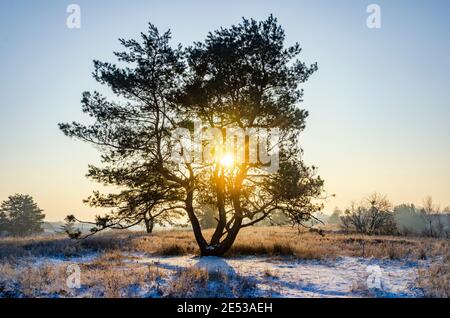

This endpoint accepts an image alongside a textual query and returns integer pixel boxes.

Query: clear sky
[0,0,449,221]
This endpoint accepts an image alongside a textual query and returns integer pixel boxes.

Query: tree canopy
[60,15,325,256]
[0,194,45,236]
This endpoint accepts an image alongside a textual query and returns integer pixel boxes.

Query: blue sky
[0,0,449,220]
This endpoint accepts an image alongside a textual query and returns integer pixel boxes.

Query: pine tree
[60,16,325,256]
[0,194,45,236]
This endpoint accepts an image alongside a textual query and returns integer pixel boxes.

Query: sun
[219,153,234,167]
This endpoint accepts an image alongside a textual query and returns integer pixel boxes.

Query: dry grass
[163,266,256,298]
[82,265,162,298]
[417,252,450,298]
[0,254,257,298]
[0,231,141,259]
[0,257,164,298]
[0,226,448,261]
[227,227,447,260]
[1,226,449,298]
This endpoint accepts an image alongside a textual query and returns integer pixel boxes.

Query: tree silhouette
[60,16,325,256]
[421,196,441,237]
[0,210,8,235]
[341,193,396,235]
[68,164,184,236]
[0,194,45,236]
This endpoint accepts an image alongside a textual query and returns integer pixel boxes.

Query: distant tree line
[0,194,45,237]
[328,194,450,238]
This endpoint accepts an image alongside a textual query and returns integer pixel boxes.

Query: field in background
[1,226,448,259]
[0,226,448,298]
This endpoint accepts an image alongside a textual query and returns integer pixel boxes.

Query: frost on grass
[0,252,436,298]
[135,254,428,298]
[0,228,448,298]
[163,265,256,298]
[417,254,450,298]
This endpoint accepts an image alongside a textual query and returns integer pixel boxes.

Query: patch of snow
[127,254,427,298]
[24,252,99,268]
[3,252,429,298]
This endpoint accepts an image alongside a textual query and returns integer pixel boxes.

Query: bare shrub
[422,196,440,238]
[341,193,396,235]
[419,197,450,239]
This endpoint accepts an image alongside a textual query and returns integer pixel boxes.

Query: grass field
[0,227,448,298]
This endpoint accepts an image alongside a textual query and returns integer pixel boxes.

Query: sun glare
[219,153,234,167]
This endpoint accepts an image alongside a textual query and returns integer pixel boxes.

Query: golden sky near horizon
[1,1,449,221]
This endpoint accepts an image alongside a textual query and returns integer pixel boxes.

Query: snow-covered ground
[3,253,428,298]
[128,254,426,298]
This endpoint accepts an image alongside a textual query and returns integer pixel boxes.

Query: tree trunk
[185,188,244,257]
[199,222,242,256]
[210,172,227,246]
[185,189,209,251]
[144,217,154,234]
[185,186,244,256]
